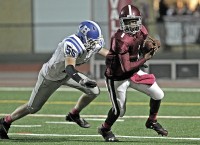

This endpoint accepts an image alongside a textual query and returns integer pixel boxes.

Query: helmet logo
[80,25,90,36]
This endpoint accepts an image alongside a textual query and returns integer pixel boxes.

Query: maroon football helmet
[119,5,142,35]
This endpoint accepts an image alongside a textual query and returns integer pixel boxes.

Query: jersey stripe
[65,37,83,56]
[69,36,85,53]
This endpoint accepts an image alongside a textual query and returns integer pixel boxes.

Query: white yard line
[46,121,75,124]
[8,133,200,141]
[84,118,124,121]
[45,119,124,125]
[117,135,200,141]
[11,125,42,128]
[1,113,200,119]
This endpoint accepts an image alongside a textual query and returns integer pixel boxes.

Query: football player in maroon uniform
[98,4,168,142]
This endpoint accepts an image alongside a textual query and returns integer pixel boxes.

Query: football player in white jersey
[0,20,109,139]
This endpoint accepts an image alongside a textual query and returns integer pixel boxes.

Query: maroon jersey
[105,25,148,80]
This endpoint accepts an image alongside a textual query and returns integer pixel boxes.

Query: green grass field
[0,87,200,145]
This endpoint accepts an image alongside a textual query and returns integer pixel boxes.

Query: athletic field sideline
[0,87,200,145]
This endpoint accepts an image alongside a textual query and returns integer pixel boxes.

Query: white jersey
[41,34,99,81]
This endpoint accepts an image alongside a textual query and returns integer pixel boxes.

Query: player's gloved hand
[79,78,97,88]
[151,39,160,54]
[144,49,154,60]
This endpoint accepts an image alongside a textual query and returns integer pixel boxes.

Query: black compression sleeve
[65,65,82,83]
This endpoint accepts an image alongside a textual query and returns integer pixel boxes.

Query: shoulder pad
[111,37,129,54]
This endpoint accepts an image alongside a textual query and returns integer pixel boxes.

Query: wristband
[65,65,82,83]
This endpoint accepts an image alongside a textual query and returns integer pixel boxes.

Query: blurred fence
[92,59,200,80]
[156,15,200,59]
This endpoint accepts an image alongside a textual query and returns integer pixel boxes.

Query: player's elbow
[122,65,134,72]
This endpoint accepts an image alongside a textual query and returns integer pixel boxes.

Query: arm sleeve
[65,65,82,83]
[118,53,146,72]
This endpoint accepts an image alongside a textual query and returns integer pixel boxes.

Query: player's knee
[27,105,42,114]
[151,89,164,100]
[119,108,126,117]
[88,86,100,97]
[158,89,164,100]
[94,89,100,96]
[88,93,99,100]
[116,110,121,117]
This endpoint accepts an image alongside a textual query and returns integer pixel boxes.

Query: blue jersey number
[65,45,77,57]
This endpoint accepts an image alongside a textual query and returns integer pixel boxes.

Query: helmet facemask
[83,35,104,62]
[84,35,104,52]
[120,17,142,35]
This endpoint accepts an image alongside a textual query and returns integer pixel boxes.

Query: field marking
[1,113,200,119]
[46,121,75,125]
[8,133,200,141]
[1,100,200,106]
[45,119,124,125]
[84,118,124,121]
[11,125,42,128]
[0,87,200,92]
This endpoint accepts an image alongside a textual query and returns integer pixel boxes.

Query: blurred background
[0,0,200,88]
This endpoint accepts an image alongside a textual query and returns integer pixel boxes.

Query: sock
[148,113,158,121]
[70,108,80,115]
[4,115,12,124]
[149,98,161,121]
[102,122,111,130]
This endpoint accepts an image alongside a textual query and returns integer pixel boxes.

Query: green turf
[0,89,200,144]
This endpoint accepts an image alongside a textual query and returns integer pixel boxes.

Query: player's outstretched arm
[98,47,109,57]
[65,57,97,88]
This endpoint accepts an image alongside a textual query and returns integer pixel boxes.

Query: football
[141,40,155,54]
[141,37,161,55]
